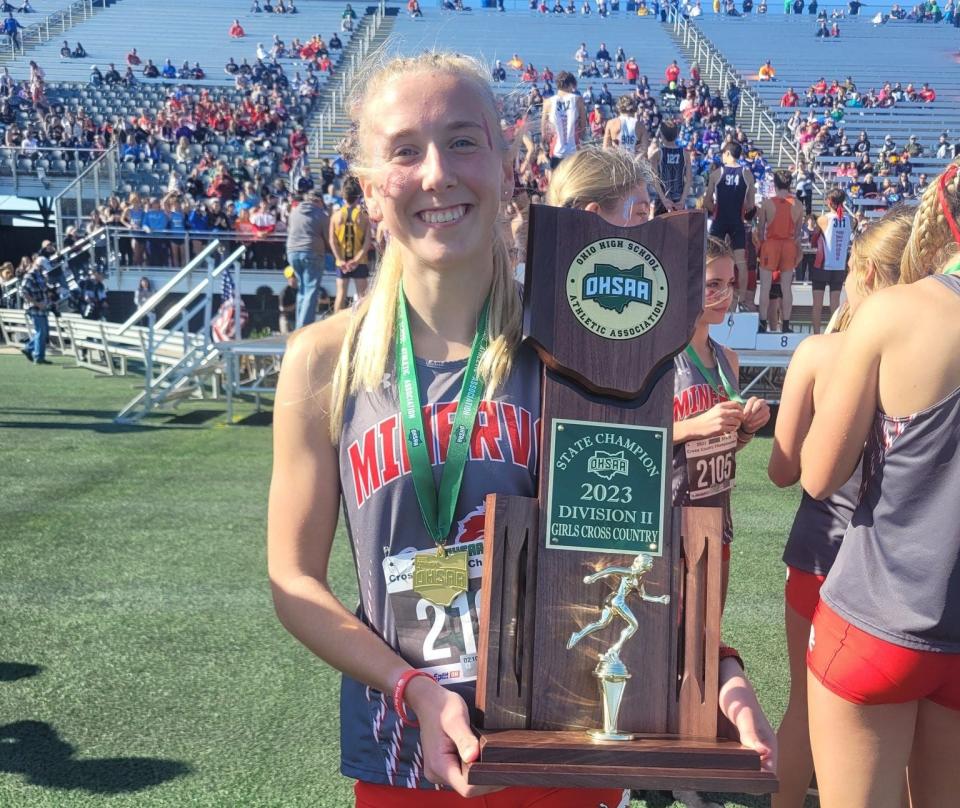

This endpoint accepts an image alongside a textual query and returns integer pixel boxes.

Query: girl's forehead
[706,256,736,278]
[366,71,495,140]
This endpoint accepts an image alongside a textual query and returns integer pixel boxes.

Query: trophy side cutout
[471,206,777,794]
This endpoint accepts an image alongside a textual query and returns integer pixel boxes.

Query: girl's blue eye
[452,138,478,149]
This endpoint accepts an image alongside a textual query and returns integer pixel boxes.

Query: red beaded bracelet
[392,670,435,729]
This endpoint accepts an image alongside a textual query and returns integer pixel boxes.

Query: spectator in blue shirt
[142,198,170,266]
[3,12,23,48]
[161,60,177,79]
[121,135,143,164]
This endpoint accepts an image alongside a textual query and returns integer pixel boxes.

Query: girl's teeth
[422,206,465,224]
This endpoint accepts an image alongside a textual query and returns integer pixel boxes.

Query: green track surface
[0,354,813,807]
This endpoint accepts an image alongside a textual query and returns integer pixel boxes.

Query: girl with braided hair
[767,205,914,808]
[801,158,960,807]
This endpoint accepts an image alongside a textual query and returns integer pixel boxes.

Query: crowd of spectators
[495,44,768,206]
[776,76,939,110]
[0,8,350,190]
[785,105,955,201]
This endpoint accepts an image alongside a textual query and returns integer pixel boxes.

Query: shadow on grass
[0,662,42,682]
[232,411,273,427]
[162,409,223,426]
[0,721,190,795]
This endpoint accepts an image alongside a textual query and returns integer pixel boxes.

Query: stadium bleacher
[391,8,689,109]
[4,0,349,83]
[0,0,366,197]
[690,13,960,180]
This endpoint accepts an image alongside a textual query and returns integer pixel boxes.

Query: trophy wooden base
[465,730,778,794]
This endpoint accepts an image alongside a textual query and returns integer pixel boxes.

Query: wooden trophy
[465,206,777,794]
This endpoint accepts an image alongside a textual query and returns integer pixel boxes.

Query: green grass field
[0,352,810,807]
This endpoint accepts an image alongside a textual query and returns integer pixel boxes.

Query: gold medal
[413,547,468,607]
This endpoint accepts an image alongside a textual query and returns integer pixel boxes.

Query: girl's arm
[268,318,494,798]
[327,212,345,265]
[801,294,887,498]
[768,335,823,487]
[269,319,415,699]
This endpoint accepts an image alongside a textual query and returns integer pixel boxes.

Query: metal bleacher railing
[665,4,829,199]
[312,0,388,154]
[0,0,102,60]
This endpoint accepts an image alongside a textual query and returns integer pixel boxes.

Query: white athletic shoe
[672,791,723,808]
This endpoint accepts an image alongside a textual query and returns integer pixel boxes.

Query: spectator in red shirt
[918,83,936,103]
[624,57,639,83]
[665,59,680,84]
[780,87,799,107]
[317,54,332,73]
[290,125,308,156]
[208,164,238,200]
[587,103,604,139]
[229,19,245,38]
[126,47,141,66]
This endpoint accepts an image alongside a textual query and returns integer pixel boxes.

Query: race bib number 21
[383,540,484,685]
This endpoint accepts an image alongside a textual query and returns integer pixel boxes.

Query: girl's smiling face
[359,72,511,272]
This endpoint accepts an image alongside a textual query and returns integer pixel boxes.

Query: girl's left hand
[718,657,778,774]
[740,396,770,435]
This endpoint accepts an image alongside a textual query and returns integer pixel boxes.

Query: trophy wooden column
[468,206,777,794]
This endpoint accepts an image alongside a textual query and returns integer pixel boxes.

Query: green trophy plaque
[466,206,777,794]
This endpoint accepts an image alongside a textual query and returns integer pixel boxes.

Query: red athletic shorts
[807,600,960,710]
[785,566,826,622]
[355,782,626,808]
[759,238,799,273]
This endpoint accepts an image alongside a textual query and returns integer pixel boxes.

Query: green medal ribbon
[395,285,490,551]
[943,256,960,277]
[684,344,745,404]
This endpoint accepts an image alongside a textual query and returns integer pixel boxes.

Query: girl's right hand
[405,677,503,798]
[691,401,743,439]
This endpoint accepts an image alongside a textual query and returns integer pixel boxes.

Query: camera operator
[80,269,108,320]
[20,255,52,364]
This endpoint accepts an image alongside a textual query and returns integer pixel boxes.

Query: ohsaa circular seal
[566,237,669,341]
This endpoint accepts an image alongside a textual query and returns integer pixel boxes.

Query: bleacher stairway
[308,6,397,167]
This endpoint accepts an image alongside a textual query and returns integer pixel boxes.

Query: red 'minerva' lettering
[379,415,401,484]
[348,428,381,508]
[502,403,533,468]
[673,385,726,421]
[470,401,505,461]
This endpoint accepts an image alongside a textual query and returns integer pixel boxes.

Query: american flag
[211,267,248,342]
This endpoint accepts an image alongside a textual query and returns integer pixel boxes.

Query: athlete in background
[540,70,586,170]
[329,176,372,312]
[767,207,914,808]
[756,170,803,333]
[801,161,960,808]
[811,189,852,333]
[602,94,648,155]
[673,236,770,608]
[649,121,691,216]
[704,143,755,309]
